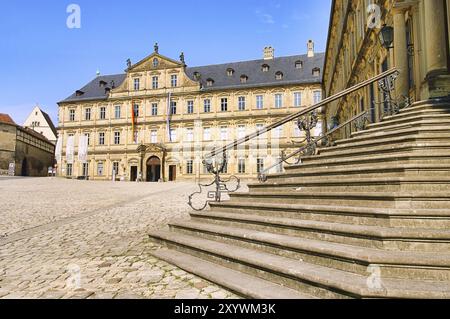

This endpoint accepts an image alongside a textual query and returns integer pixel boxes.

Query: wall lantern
[379,24,394,50]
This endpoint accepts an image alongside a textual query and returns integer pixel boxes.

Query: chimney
[307,40,315,58]
[264,46,275,60]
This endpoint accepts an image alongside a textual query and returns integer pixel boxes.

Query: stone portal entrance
[146,156,161,182]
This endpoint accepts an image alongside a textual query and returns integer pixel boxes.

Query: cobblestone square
[0,177,239,299]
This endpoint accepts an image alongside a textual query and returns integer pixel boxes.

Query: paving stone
[0,179,239,300]
[175,288,200,299]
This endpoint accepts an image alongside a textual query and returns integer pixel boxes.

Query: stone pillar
[424,0,450,97]
[424,0,448,75]
[393,9,409,99]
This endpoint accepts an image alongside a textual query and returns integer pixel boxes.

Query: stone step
[148,230,450,298]
[229,191,450,209]
[209,201,450,229]
[171,220,450,280]
[332,130,450,150]
[303,142,450,162]
[188,211,450,252]
[152,249,315,299]
[284,151,450,175]
[375,102,450,122]
[367,112,450,131]
[248,176,450,193]
[351,119,450,138]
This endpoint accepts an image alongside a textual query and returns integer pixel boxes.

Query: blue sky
[0,0,331,125]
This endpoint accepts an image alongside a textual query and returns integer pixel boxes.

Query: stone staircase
[148,98,450,299]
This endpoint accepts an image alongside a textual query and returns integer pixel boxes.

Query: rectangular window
[113,162,119,175]
[133,131,139,144]
[134,78,140,91]
[115,106,121,119]
[314,91,322,104]
[186,128,194,142]
[171,75,178,87]
[99,132,105,145]
[151,130,158,143]
[152,103,158,116]
[114,131,121,145]
[187,101,194,114]
[100,107,106,120]
[294,122,301,137]
[237,125,246,139]
[203,128,211,141]
[97,162,104,176]
[66,164,73,177]
[204,99,211,113]
[221,98,228,112]
[275,94,283,108]
[186,160,194,175]
[170,101,177,115]
[85,108,91,121]
[294,92,302,107]
[220,127,228,140]
[69,109,76,121]
[133,104,139,118]
[257,158,264,174]
[170,129,177,142]
[276,157,283,173]
[84,133,90,146]
[273,126,283,138]
[238,159,246,174]
[238,97,246,111]
[256,95,264,109]
[82,163,89,177]
[152,76,159,89]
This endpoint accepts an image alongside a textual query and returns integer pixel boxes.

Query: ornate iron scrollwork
[297,111,319,157]
[354,112,369,131]
[188,151,241,211]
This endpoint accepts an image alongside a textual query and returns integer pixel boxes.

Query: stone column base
[427,72,450,99]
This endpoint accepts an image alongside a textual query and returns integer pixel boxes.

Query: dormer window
[153,58,159,67]
[312,67,321,77]
[99,80,107,87]
[227,68,235,77]
[275,71,284,80]
[105,88,111,94]
[262,64,270,72]
[295,60,303,69]
[206,78,214,87]
[240,75,248,84]
[76,90,84,97]
[193,72,201,81]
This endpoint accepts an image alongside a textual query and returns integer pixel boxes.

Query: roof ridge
[187,52,326,69]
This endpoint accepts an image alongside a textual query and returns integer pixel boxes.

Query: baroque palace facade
[323,0,450,131]
[57,43,324,182]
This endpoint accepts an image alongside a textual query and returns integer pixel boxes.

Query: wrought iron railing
[188,68,399,211]
[257,111,369,183]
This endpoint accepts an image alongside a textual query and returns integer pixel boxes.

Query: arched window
[153,58,159,67]
[206,78,215,87]
[275,71,284,80]
[240,75,248,84]
[261,64,270,72]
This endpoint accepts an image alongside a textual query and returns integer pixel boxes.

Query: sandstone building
[23,106,58,144]
[0,113,55,177]
[323,0,450,130]
[57,43,324,181]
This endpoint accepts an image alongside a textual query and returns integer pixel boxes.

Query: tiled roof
[0,113,16,125]
[60,74,126,103]
[186,53,325,91]
[60,53,324,103]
